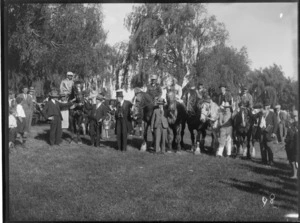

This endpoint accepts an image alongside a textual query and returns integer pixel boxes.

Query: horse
[232,105,254,158]
[165,91,187,152]
[131,91,156,151]
[68,81,90,143]
[199,99,220,153]
[184,88,208,151]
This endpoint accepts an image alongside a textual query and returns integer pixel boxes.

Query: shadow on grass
[220,160,298,212]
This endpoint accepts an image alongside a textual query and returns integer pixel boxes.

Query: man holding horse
[216,101,233,157]
[60,71,75,100]
[115,90,133,152]
[89,93,107,147]
[146,74,162,105]
[260,100,278,166]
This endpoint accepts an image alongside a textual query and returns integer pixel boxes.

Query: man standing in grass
[41,90,74,146]
[115,90,132,152]
[18,86,33,135]
[260,100,278,166]
[151,98,168,154]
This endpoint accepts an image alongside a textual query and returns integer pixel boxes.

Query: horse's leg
[140,121,148,151]
[180,120,186,150]
[246,129,252,159]
[189,125,195,151]
[200,123,207,150]
[176,124,182,151]
[167,127,173,152]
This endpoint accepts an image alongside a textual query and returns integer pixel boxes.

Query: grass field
[8,124,298,221]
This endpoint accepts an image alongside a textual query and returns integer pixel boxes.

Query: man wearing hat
[151,98,168,154]
[196,82,207,102]
[41,90,75,146]
[216,101,233,157]
[274,104,288,143]
[60,71,75,99]
[115,90,133,151]
[146,74,162,105]
[260,100,278,166]
[218,84,233,109]
[18,86,34,134]
[89,93,109,147]
[239,86,253,110]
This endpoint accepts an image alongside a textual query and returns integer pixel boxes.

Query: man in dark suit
[115,90,133,151]
[261,100,278,166]
[89,93,109,147]
[41,90,74,146]
[18,86,33,134]
[151,98,169,154]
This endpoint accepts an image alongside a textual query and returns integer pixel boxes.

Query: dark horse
[232,105,254,158]
[165,91,187,152]
[69,81,91,143]
[131,91,155,151]
[184,88,208,151]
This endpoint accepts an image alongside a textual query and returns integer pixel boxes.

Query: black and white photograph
[4,2,299,221]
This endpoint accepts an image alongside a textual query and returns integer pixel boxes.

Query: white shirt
[51,99,56,104]
[96,102,102,109]
[16,104,26,118]
[120,100,124,107]
[9,114,17,128]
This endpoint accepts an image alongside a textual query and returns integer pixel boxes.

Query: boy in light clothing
[15,96,26,144]
[9,106,18,149]
[216,102,233,157]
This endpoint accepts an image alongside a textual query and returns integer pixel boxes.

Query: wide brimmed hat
[275,104,281,109]
[116,90,123,98]
[49,90,60,98]
[238,101,249,108]
[134,87,142,94]
[253,103,263,109]
[96,93,105,101]
[219,84,227,89]
[203,95,211,103]
[263,100,271,107]
[60,92,67,97]
[222,101,231,108]
[22,86,29,90]
[67,71,74,76]
[157,98,166,105]
[29,87,35,93]
[150,74,158,80]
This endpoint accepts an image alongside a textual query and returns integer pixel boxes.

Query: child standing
[151,98,169,154]
[15,96,26,144]
[9,106,17,149]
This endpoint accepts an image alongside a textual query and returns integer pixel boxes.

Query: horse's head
[186,89,198,116]
[238,106,251,128]
[131,92,144,121]
[200,101,210,122]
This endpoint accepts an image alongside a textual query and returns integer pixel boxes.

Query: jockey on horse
[60,71,75,101]
[145,74,162,106]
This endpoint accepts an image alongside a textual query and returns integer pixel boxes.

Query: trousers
[49,115,62,145]
[116,118,128,151]
[154,125,167,153]
[261,133,275,163]
[217,126,232,156]
[90,120,102,147]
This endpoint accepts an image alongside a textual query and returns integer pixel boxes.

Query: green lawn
[8,125,298,221]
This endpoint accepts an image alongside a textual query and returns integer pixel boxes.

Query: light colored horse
[198,100,220,153]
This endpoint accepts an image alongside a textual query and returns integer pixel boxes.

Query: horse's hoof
[78,141,82,145]
[194,148,201,155]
